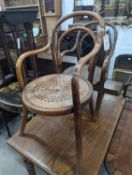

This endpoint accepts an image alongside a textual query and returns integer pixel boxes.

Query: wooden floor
[106,100,132,175]
[7,93,125,175]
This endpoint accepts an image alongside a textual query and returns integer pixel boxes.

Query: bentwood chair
[64,21,118,112]
[16,11,104,174]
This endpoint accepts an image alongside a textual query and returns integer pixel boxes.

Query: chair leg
[19,106,29,136]
[74,109,82,175]
[96,86,104,113]
[72,78,82,175]
[24,159,36,175]
[89,97,95,117]
[0,112,11,137]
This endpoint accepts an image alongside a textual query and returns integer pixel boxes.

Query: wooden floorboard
[7,94,125,175]
[106,101,132,175]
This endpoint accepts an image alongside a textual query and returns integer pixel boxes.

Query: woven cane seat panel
[22,74,92,115]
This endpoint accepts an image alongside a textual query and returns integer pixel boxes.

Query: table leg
[104,160,111,175]
[24,159,36,175]
[0,111,11,137]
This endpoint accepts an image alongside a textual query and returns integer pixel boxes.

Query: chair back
[82,21,117,67]
[103,22,118,62]
[81,21,117,83]
[100,21,118,81]
[48,11,105,74]
[16,11,105,90]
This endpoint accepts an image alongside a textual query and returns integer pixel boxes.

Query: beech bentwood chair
[64,21,117,112]
[16,11,104,174]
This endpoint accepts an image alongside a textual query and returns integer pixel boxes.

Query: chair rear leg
[19,106,29,136]
[89,97,95,118]
[96,86,104,113]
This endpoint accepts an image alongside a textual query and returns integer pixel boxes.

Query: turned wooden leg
[19,105,29,136]
[24,159,36,175]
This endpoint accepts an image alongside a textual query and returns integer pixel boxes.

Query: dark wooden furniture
[0,16,17,87]
[1,0,49,46]
[101,0,128,17]
[7,93,125,175]
[39,0,61,39]
[73,0,94,23]
[16,11,104,174]
[0,10,38,137]
[64,21,118,112]
[106,101,132,175]
[0,16,22,137]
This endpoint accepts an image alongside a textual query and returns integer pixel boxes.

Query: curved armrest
[16,43,50,90]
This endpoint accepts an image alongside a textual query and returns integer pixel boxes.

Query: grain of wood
[7,94,125,175]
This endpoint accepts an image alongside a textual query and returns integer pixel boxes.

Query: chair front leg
[74,107,82,175]
[88,96,95,120]
[19,105,29,136]
[72,76,82,175]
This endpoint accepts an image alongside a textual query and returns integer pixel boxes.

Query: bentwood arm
[16,43,50,90]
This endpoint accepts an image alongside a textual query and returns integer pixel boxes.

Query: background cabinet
[39,0,61,39]
[0,0,62,41]
[0,0,48,46]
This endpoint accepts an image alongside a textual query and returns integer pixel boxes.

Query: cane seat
[22,74,93,116]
